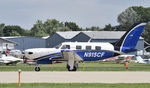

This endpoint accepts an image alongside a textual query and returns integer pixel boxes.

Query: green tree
[30,19,72,37]
[65,22,82,31]
[30,20,48,37]
[103,24,113,31]
[0,23,5,36]
[3,25,25,36]
[117,7,141,31]
[142,23,150,43]
[23,30,31,36]
[85,26,102,31]
[59,26,71,31]
[132,6,150,22]
[43,19,60,35]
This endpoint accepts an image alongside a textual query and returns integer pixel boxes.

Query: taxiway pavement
[0,71,150,83]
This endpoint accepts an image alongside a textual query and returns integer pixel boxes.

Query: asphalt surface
[0,71,150,83]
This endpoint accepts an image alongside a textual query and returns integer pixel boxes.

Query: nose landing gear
[35,65,40,72]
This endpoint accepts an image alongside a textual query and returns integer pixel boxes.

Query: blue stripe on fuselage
[37,53,61,64]
[76,50,114,61]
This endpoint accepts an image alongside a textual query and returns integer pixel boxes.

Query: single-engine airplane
[24,23,146,71]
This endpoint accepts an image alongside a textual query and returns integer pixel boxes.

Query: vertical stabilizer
[114,23,146,53]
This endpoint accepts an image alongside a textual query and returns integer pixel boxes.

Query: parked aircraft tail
[114,23,146,53]
[136,56,144,63]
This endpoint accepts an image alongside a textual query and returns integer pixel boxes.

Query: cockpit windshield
[61,45,70,49]
[55,43,71,49]
[54,44,62,49]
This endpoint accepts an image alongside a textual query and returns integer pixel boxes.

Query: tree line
[0,6,150,44]
[0,19,107,37]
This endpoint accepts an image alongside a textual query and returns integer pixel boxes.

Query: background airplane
[0,54,23,65]
[103,55,134,63]
[135,56,150,64]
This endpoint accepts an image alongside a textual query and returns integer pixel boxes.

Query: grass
[0,62,150,71]
[1,83,150,88]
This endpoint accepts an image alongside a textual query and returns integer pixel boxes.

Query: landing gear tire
[67,64,78,71]
[35,67,40,72]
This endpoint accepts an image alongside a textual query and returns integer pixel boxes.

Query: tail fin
[114,23,146,53]
[136,56,145,63]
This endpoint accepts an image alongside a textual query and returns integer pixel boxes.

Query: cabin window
[76,46,82,50]
[61,45,70,49]
[95,46,101,50]
[86,46,91,50]
[66,45,70,49]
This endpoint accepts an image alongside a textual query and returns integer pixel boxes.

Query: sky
[0,0,150,29]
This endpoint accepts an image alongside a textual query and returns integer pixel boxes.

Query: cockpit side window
[86,46,91,50]
[95,46,101,50]
[76,46,82,50]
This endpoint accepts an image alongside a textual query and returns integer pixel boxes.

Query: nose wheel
[35,66,40,72]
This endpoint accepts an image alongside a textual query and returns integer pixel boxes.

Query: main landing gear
[62,51,79,71]
[66,62,78,71]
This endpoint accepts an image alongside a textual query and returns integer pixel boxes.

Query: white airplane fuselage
[25,48,60,60]
[24,42,114,61]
